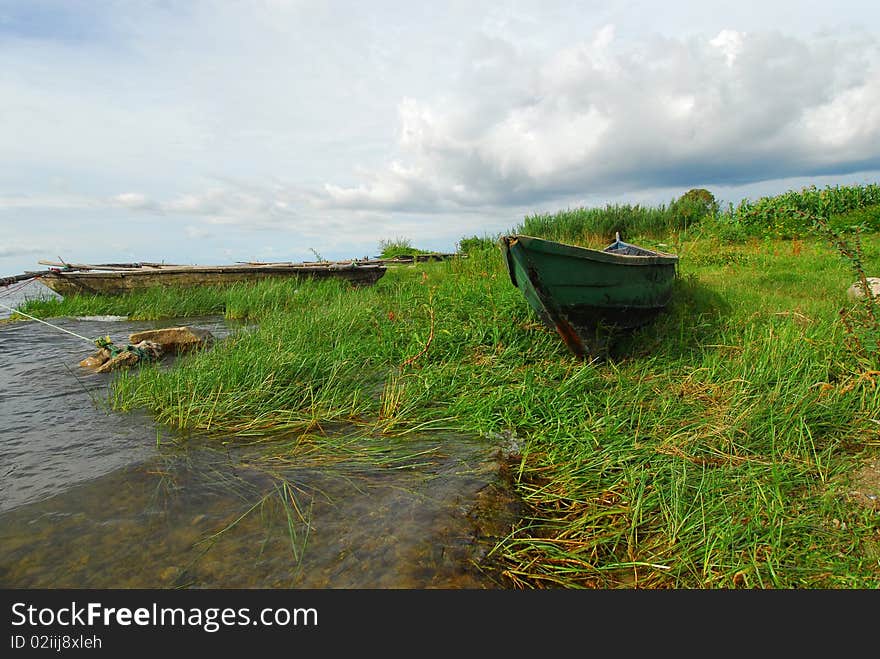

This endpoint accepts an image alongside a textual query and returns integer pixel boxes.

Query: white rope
[0,302,96,345]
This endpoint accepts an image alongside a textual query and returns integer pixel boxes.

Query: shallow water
[0,300,232,512]
[0,435,516,588]
[0,282,517,588]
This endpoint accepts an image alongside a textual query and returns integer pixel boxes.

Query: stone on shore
[846,277,880,301]
[127,326,214,354]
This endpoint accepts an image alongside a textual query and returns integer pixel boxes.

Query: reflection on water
[0,286,519,588]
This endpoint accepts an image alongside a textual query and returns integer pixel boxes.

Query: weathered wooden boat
[32,259,387,296]
[499,233,679,357]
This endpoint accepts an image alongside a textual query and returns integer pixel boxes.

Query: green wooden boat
[499,233,679,357]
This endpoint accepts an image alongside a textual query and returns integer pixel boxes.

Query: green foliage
[698,213,749,244]
[516,189,721,245]
[813,218,880,368]
[514,183,880,248]
[732,183,880,238]
[678,187,718,208]
[670,188,719,227]
[827,203,880,234]
[518,203,688,244]
[456,234,498,254]
[377,237,432,259]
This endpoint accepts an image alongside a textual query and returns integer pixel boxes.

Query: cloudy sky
[1,0,879,277]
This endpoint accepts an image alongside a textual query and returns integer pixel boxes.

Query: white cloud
[1,1,880,279]
[111,192,157,211]
[801,76,880,153]
[318,26,880,211]
[710,29,745,67]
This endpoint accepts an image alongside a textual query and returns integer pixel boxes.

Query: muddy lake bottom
[0,287,516,588]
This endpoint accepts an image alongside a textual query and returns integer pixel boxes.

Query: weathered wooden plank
[0,271,52,287]
[37,260,178,271]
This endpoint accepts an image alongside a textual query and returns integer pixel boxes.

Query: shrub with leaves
[378,237,433,259]
[670,188,719,228]
[734,184,880,238]
[457,234,498,254]
[813,217,880,368]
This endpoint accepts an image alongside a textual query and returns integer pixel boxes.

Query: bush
[517,204,683,244]
[699,213,749,244]
[377,237,432,259]
[670,188,719,228]
[827,204,880,234]
[457,234,498,254]
[733,183,880,238]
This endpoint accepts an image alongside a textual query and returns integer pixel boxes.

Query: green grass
[16,277,340,322]
[513,182,880,247]
[518,203,693,246]
[377,237,435,259]
[14,188,880,589]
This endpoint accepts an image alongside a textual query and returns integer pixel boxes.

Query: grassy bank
[16,188,880,588]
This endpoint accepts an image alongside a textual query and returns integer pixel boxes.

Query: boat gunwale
[503,234,679,266]
[38,264,387,279]
[37,262,387,295]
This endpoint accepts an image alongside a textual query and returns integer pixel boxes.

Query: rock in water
[80,326,212,373]
[79,347,112,369]
[127,326,214,354]
[846,277,880,301]
[94,350,141,373]
[92,341,163,373]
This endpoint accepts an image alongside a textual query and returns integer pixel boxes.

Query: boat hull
[39,264,386,296]
[499,235,678,357]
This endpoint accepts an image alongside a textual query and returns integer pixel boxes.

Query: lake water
[0,280,517,588]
